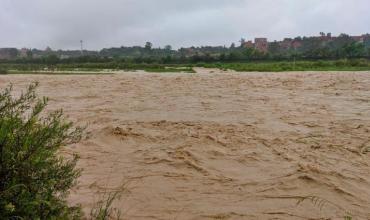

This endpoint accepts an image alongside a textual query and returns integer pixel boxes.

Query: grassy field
[0,63,195,74]
[193,59,370,72]
[1,59,370,74]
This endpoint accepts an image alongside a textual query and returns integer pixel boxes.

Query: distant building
[45,46,53,54]
[292,40,302,49]
[352,36,365,43]
[280,38,293,50]
[254,38,268,53]
[19,48,30,58]
[242,41,254,49]
[364,34,370,48]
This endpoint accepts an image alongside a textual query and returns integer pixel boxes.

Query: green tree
[145,42,153,50]
[164,45,172,51]
[26,50,33,58]
[43,54,60,65]
[219,53,226,61]
[0,68,7,74]
[0,83,84,219]
[239,38,246,47]
[268,41,282,57]
[242,48,256,59]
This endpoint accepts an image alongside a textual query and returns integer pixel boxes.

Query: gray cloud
[0,0,369,50]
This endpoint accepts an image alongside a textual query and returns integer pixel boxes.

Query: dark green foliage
[145,42,153,50]
[2,59,370,73]
[0,83,84,219]
[0,63,196,73]
[90,191,122,220]
[0,68,7,74]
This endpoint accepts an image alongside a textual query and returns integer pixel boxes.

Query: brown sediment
[1,69,370,219]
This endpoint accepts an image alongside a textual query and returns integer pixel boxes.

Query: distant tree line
[1,33,370,65]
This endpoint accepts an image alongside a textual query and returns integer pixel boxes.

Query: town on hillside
[1,33,370,60]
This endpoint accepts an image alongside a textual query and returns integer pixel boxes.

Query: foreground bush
[0,83,84,219]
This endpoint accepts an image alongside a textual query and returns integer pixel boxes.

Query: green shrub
[0,68,7,74]
[90,191,122,220]
[0,83,84,219]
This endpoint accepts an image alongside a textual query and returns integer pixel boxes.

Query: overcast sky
[0,0,369,50]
